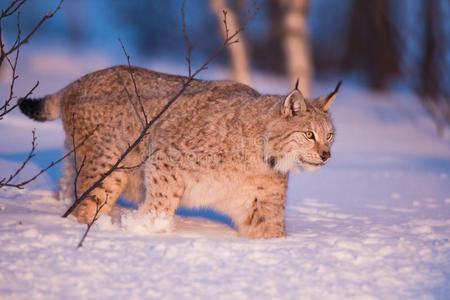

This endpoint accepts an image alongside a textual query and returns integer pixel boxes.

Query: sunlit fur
[19,66,339,239]
[263,99,335,173]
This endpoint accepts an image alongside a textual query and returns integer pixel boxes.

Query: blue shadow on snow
[0,149,234,227]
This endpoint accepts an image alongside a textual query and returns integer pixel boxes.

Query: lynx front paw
[243,225,286,239]
[239,199,286,239]
[239,217,285,239]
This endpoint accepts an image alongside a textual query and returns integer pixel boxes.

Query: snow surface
[0,48,449,299]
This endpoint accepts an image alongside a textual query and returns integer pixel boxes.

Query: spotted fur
[19,66,340,239]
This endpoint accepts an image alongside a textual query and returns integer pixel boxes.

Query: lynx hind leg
[140,157,184,219]
[57,154,76,205]
[72,158,128,224]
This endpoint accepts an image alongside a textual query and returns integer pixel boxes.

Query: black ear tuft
[320,80,342,111]
[295,78,300,90]
[333,80,342,94]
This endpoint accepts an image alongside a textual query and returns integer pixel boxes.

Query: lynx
[19,66,340,238]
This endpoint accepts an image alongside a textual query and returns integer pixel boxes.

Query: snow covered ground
[0,48,449,299]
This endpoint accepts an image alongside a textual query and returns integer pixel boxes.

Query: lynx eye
[327,133,334,141]
[305,131,315,140]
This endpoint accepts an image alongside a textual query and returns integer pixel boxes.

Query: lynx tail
[19,91,62,122]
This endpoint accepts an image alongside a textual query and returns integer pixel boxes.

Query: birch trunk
[210,0,252,86]
[280,0,312,97]
[0,34,11,83]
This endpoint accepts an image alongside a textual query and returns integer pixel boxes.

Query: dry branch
[0,129,37,187]
[0,0,64,66]
[70,117,87,201]
[0,126,97,189]
[77,195,108,249]
[116,38,147,128]
[1,0,62,117]
[210,0,252,85]
[0,0,66,190]
[181,1,193,78]
[1,1,27,19]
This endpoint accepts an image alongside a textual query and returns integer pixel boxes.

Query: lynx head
[263,81,341,173]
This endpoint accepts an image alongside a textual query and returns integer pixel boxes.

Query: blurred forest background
[1,0,449,131]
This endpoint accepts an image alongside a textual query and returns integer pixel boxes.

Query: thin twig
[114,68,145,129]
[181,1,193,78]
[118,38,148,125]
[0,126,98,189]
[73,156,86,199]
[222,10,230,40]
[189,0,261,79]
[0,129,37,186]
[1,0,55,117]
[1,14,40,119]
[0,0,27,19]
[0,0,64,190]
[71,116,87,200]
[0,0,64,66]
[115,154,150,172]
[77,195,108,249]
[0,81,39,120]
[1,11,20,119]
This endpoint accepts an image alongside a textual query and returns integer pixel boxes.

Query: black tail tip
[18,97,46,121]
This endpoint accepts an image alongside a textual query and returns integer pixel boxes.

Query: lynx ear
[319,80,342,111]
[281,89,307,117]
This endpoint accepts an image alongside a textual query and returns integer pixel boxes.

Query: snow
[119,211,175,235]
[0,48,449,299]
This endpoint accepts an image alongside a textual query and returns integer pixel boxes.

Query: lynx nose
[321,151,331,162]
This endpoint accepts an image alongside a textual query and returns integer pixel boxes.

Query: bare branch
[1,0,57,117]
[0,57,19,119]
[0,21,40,119]
[190,0,261,80]
[0,129,37,187]
[115,147,159,172]
[181,0,193,78]
[70,116,87,200]
[0,0,64,66]
[1,0,27,19]
[77,195,108,249]
[222,10,230,40]
[114,68,145,129]
[73,155,86,199]
[0,0,65,190]
[115,155,150,172]
[0,10,22,119]
[0,126,97,189]
[118,38,147,125]
[0,72,39,120]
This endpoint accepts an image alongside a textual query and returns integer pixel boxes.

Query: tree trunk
[0,34,10,83]
[343,0,400,89]
[210,0,252,86]
[420,0,449,130]
[279,0,313,97]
